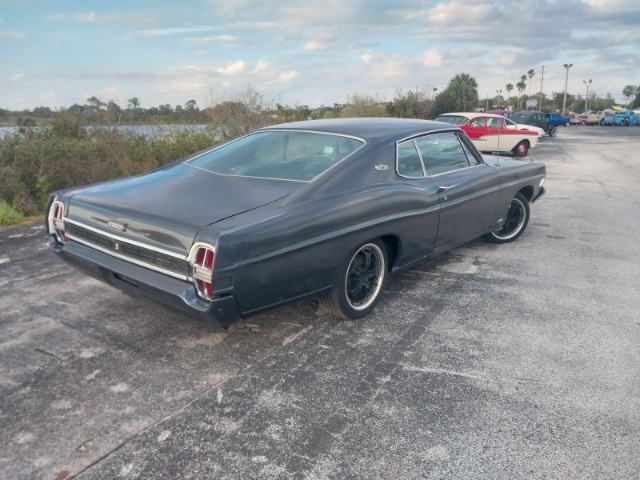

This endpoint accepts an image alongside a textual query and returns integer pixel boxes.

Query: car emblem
[108,220,126,231]
[114,242,120,251]
[374,164,389,171]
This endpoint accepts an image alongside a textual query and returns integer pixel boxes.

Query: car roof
[437,112,506,120]
[259,117,457,143]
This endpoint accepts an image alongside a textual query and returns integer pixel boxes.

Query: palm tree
[505,83,514,107]
[516,76,527,109]
[527,69,535,97]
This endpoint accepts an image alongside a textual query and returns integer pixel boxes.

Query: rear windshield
[510,113,531,122]
[434,115,468,125]
[188,131,364,181]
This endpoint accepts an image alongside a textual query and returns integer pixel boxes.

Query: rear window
[434,115,468,125]
[188,131,364,181]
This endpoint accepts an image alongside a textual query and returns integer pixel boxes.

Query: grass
[0,201,26,227]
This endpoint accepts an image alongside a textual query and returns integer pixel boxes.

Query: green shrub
[0,201,25,226]
[0,123,218,220]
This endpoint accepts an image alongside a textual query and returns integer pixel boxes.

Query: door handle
[437,185,455,193]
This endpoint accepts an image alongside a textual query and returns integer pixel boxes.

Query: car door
[414,132,499,250]
[464,116,495,151]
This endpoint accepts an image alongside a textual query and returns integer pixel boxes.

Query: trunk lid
[64,163,299,253]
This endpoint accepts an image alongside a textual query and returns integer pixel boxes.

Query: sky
[1,0,640,112]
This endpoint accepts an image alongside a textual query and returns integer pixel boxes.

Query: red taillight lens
[49,201,68,244]
[190,244,215,300]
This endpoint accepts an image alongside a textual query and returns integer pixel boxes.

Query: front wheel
[549,127,558,137]
[512,141,529,157]
[484,192,530,244]
[319,240,387,320]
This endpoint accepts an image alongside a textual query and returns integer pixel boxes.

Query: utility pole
[562,63,573,114]
[539,65,544,111]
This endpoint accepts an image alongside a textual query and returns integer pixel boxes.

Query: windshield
[188,131,364,181]
[434,115,468,125]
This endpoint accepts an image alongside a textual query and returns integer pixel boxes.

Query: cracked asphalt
[1,126,639,480]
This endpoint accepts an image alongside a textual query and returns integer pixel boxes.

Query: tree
[632,86,640,109]
[505,83,514,107]
[207,85,272,140]
[516,75,527,109]
[622,85,637,106]
[432,73,479,116]
[527,69,535,97]
[341,94,388,117]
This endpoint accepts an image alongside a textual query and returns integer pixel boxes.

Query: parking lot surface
[1,126,639,479]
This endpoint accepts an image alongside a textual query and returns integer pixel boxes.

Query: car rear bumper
[50,238,240,327]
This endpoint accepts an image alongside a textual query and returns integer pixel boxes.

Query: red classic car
[435,113,540,157]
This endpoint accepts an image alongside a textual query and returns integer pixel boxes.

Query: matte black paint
[47,118,546,326]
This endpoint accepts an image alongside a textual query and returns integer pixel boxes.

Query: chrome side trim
[66,233,190,281]
[64,217,186,259]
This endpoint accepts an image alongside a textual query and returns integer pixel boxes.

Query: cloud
[184,34,235,45]
[422,49,443,67]
[131,25,217,38]
[11,73,26,81]
[0,31,28,39]
[279,71,298,82]
[304,40,328,52]
[361,53,375,64]
[424,1,492,25]
[217,61,246,75]
[48,12,157,25]
[252,59,268,74]
[498,52,516,66]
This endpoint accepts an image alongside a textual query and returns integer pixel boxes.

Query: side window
[487,118,501,128]
[469,118,485,127]
[458,133,482,165]
[415,132,472,175]
[397,140,424,178]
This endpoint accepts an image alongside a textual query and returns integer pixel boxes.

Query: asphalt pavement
[1,125,639,480]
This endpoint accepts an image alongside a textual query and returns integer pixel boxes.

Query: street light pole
[562,63,573,114]
[583,79,592,111]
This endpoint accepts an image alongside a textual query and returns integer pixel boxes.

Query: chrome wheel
[345,243,385,311]
[485,192,530,244]
[319,240,387,319]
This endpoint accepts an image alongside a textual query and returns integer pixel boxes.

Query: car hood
[63,163,299,253]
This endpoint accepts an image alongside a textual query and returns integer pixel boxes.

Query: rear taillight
[48,201,68,244]
[189,243,215,300]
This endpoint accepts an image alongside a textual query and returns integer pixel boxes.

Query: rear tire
[484,192,530,244]
[549,127,558,137]
[319,240,387,320]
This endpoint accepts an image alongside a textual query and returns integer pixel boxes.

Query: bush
[0,122,218,218]
[0,201,25,226]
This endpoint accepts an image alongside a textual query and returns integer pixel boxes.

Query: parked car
[585,111,605,125]
[503,117,545,137]
[569,114,588,125]
[434,112,540,156]
[612,109,639,126]
[46,118,546,327]
[509,111,558,137]
[547,112,571,127]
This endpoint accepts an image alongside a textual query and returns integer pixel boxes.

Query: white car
[435,112,540,157]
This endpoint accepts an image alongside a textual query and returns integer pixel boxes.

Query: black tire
[600,119,604,126]
[319,240,387,319]
[484,192,530,244]
[549,127,558,137]
[512,141,529,157]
